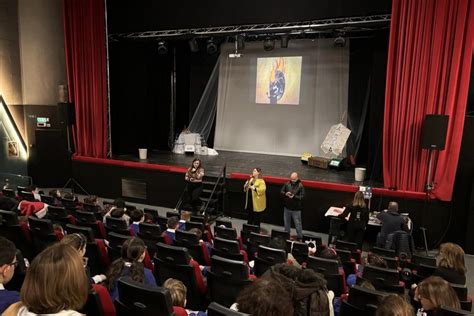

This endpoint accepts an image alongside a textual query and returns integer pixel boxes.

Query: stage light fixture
[280,35,289,48]
[263,37,275,51]
[157,40,168,54]
[237,35,245,50]
[334,35,346,47]
[188,38,199,52]
[206,38,218,54]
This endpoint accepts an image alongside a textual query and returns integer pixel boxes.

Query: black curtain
[347,30,389,183]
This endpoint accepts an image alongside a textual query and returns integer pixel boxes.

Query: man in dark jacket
[281,172,305,240]
[376,201,406,247]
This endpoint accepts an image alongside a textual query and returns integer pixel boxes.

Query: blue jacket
[0,288,20,314]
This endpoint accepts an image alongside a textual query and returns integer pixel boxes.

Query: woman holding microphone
[244,168,267,226]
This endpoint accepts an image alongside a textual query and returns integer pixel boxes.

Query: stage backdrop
[215,39,349,156]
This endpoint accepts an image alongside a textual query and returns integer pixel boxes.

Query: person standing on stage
[338,191,369,249]
[280,172,305,241]
[244,168,266,226]
[184,158,205,213]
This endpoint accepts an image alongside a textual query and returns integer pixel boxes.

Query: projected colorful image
[255,56,302,104]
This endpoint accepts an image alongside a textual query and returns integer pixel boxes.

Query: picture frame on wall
[7,141,19,157]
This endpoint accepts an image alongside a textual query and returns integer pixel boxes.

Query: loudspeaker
[58,102,76,126]
[421,115,449,150]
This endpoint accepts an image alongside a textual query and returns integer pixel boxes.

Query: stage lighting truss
[108,14,390,41]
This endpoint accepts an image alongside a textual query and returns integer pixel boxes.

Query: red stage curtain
[63,0,108,158]
[383,0,474,201]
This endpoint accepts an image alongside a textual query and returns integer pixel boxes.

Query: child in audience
[164,216,179,244]
[144,212,154,224]
[163,278,206,316]
[294,268,334,316]
[129,209,145,235]
[414,276,460,315]
[179,211,192,230]
[105,237,156,301]
[347,254,388,287]
[48,189,62,206]
[63,192,78,203]
[433,242,467,285]
[0,237,20,314]
[188,228,212,255]
[234,278,294,315]
[267,237,300,268]
[104,207,130,226]
[3,243,89,316]
[60,233,107,284]
[376,294,414,316]
[83,195,103,213]
[25,185,41,201]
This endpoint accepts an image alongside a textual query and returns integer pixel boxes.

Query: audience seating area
[0,188,472,316]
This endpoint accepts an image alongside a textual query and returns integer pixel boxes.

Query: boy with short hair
[0,237,20,314]
[164,216,179,244]
[129,209,145,235]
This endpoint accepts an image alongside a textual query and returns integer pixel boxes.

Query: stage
[111,150,380,187]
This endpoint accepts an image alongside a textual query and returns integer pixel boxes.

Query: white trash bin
[138,148,148,160]
[355,167,366,182]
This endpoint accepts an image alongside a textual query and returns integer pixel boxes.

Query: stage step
[200,197,218,204]
[202,180,223,186]
[202,188,222,195]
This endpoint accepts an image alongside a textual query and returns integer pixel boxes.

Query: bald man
[280,172,305,240]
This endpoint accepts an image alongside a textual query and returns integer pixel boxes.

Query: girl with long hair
[338,191,369,248]
[183,158,205,213]
[105,237,156,301]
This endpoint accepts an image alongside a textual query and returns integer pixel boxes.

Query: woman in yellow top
[244,168,267,226]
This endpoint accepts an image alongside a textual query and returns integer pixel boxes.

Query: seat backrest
[362,265,400,285]
[166,211,179,218]
[116,277,174,316]
[213,237,240,254]
[411,254,437,266]
[40,195,55,205]
[190,215,205,223]
[105,217,129,231]
[185,221,204,232]
[336,240,359,252]
[215,219,232,228]
[347,285,387,309]
[80,287,105,316]
[137,223,162,239]
[242,223,260,233]
[155,242,190,265]
[48,206,69,219]
[107,232,132,249]
[271,228,290,241]
[450,283,468,301]
[76,210,98,224]
[307,256,340,275]
[257,245,287,263]
[336,249,353,262]
[82,202,100,213]
[20,191,35,202]
[0,210,18,225]
[175,230,200,245]
[370,247,396,258]
[215,226,237,240]
[437,306,473,315]
[144,208,159,221]
[210,255,249,281]
[65,224,95,242]
[61,197,77,210]
[155,216,169,231]
[207,302,250,316]
[28,216,54,235]
[2,188,15,198]
[303,233,323,247]
[249,232,270,247]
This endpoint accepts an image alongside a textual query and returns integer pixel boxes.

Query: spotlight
[334,35,346,47]
[188,38,199,52]
[263,37,275,51]
[157,40,168,54]
[206,38,218,54]
[280,35,289,48]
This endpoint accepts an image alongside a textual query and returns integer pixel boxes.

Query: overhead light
[157,40,168,54]
[237,35,245,50]
[334,35,345,47]
[280,35,289,48]
[206,38,218,54]
[263,37,275,51]
[188,38,199,52]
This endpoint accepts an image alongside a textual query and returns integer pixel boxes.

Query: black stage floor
[113,150,382,187]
